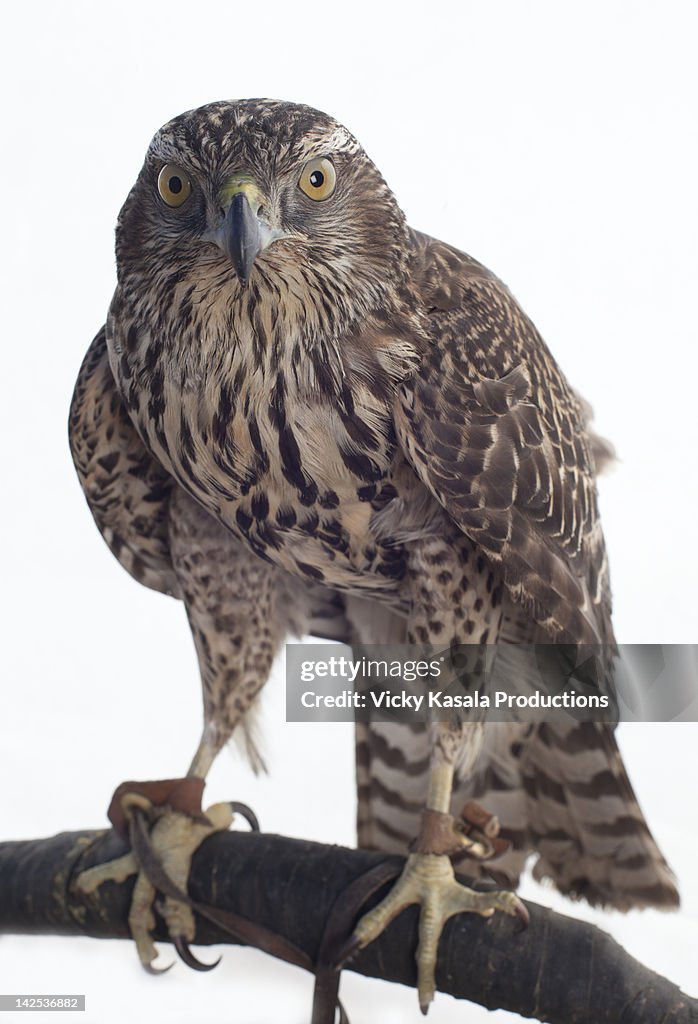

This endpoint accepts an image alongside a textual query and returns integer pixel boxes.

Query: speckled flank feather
[70,98,678,911]
[69,326,180,598]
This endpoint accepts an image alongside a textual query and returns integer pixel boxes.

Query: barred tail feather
[523,722,679,910]
[351,599,678,911]
[356,718,679,910]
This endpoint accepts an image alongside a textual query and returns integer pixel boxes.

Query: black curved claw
[229,801,260,832]
[142,959,173,976]
[173,935,221,972]
[331,933,362,970]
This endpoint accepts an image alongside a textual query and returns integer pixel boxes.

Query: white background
[1,2,696,1021]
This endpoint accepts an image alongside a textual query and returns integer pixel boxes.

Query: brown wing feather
[395,230,613,647]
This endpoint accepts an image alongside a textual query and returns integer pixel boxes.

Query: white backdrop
[1,2,696,1021]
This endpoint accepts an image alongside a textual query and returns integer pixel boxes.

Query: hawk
[69,99,678,1013]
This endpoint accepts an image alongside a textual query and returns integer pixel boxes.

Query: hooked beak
[212,177,280,285]
[220,191,261,285]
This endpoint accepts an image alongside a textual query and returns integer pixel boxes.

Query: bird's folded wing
[395,229,613,648]
[68,326,182,598]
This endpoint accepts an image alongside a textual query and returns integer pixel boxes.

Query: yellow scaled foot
[352,852,527,1015]
[76,793,234,972]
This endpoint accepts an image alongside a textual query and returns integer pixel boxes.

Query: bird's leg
[188,727,222,779]
[346,723,527,1014]
[76,490,298,972]
[346,529,526,1011]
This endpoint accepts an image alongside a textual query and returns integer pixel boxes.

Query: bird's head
[115,99,410,341]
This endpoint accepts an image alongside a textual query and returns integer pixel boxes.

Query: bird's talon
[173,935,221,972]
[142,962,173,975]
[142,958,174,975]
[332,933,362,969]
[121,793,155,821]
[352,853,525,1012]
[229,800,260,832]
[75,780,257,973]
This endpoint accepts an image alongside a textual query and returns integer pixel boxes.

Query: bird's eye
[298,157,336,202]
[157,163,192,207]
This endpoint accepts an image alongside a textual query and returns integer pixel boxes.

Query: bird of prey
[69,99,678,1013]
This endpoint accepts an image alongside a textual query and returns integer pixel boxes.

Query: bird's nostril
[256,204,266,220]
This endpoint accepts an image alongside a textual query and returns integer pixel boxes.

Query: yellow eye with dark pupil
[157,163,192,207]
[299,157,336,201]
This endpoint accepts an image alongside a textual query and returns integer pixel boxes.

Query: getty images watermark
[285,644,698,723]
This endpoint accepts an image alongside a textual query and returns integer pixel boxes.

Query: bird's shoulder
[403,227,593,461]
[405,227,550,371]
[407,227,502,310]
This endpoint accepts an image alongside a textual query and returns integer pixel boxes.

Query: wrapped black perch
[0,828,695,1024]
